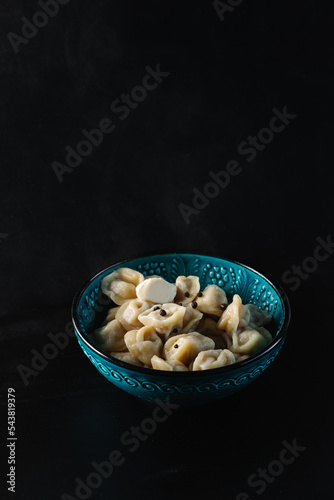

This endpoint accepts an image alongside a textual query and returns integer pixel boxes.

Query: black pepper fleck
[160,309,167,316]
[191,301,198,309]
[153,306,160,311]
[174,344,179,349]
[172,328,178,333]
[197,292,203,297]
[184,292,190,298]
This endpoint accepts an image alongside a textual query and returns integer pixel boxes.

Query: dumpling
[191,349,236,371]
[115,299,153,331]
[174,276,200,305]
[245,304,272,327]
[197,316,222,335]
[101,267,144,305]
[151,355,188,371]
[110,351,144,367]
[234,353,250,363]
[163,332,215,366]
[221,331,233,349]
[217,294,251,336]
[138,303,186,337]
[230,328,268,355]
[207,334,228,350]
[103,306,120,325]
[196,285,228,317]
[196,317,227,349]
[136,276,176,303]
[124,326,163,366]
[180,304,203,333]
[255,326,273,343]
[93,319,127,352]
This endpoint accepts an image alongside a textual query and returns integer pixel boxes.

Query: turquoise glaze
[72,254,290,405]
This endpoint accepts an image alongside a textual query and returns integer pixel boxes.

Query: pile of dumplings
[91,268,273,372]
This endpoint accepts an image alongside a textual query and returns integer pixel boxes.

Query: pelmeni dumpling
[191,349,236,371]
[196,284,228,317]
[136,276,176,303]
[197,316,222,335]
[246,304,272,327]
[110,351,144,367]
[151,355,188,371]
[230,328,268,355]
[180,304,203,333]
[207,334,228,350]
[217,294,251,336]
[163,332,215,366]
[124,326,163,366]
[255,326,273,343]
[234,353,250,362]
[115,299,153,331]
[103,306,121,325]
[196,317,227,349]
[222,331,233,349]
[138,303,186,337]
[93,319,127,352]
[101,268,144,305]
[174,275,200,305]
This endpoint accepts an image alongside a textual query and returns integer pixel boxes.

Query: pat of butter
[136,277,176,303]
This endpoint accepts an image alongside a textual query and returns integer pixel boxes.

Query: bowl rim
[71,252,291,378]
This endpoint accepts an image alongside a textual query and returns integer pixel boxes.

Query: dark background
[1,1,333,499]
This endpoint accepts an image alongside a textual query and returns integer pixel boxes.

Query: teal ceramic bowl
[72,253,290,405]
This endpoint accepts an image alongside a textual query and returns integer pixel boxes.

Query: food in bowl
[91,268,273,371]
[72,253,290,404]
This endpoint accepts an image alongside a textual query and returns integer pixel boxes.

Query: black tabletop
[1,1,333,499]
